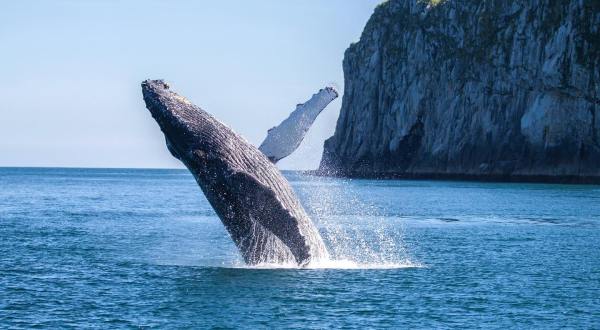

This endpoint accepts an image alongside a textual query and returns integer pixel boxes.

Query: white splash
[293,175,420,270]
[228,259,422,270]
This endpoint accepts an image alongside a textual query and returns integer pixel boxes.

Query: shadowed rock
[142,80,328,266]
[320,0,600,183]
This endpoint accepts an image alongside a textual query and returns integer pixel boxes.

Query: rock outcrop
[319,0,600,182]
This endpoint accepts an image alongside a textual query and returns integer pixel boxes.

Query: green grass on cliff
[423,0,447,6]
[378,0,447,8]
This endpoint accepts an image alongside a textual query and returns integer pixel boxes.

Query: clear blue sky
[0,0,380,169]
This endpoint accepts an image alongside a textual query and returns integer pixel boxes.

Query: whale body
[142,80,329,266]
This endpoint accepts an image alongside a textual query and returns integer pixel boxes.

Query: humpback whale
[142,80,329,266]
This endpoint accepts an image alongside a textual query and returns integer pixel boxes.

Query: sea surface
[1,167,599,328]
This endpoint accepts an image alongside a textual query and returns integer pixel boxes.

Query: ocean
[1,167,599,328]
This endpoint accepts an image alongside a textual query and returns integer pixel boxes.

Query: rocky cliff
[319,0,600,182]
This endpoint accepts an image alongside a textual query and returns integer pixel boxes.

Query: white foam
[305,259,423,270]
[226,258,424,270]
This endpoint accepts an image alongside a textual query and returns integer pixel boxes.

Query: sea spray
[292,173,419,268]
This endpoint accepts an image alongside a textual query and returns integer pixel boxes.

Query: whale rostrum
[142,80,329,266]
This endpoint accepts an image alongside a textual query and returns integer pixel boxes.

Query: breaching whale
[142,80,329,266]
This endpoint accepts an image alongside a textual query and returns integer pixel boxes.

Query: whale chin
[142,79,329,266]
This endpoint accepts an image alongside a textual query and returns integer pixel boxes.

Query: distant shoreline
[308,170,600,185]
[0,166,186,171]
[3,167,599,185]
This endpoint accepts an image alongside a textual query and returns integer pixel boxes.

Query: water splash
[294,174,419,269]
[227,259,422,270]
[230,260,425,270]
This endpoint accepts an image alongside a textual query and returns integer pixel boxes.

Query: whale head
[141,79,213,164]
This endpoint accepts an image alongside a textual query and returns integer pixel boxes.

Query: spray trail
[292,173,419,268]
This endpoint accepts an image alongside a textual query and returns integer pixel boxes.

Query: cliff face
[319,0,600,181]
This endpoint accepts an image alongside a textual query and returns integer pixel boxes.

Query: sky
[0,0,380,170]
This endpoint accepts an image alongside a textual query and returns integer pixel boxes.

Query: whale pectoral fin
[224,170,310,264]
[258,87,338,164]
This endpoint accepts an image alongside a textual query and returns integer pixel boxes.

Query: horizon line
[0,165,311,172]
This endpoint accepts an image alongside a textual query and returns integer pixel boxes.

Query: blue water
[1,168,599,328]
